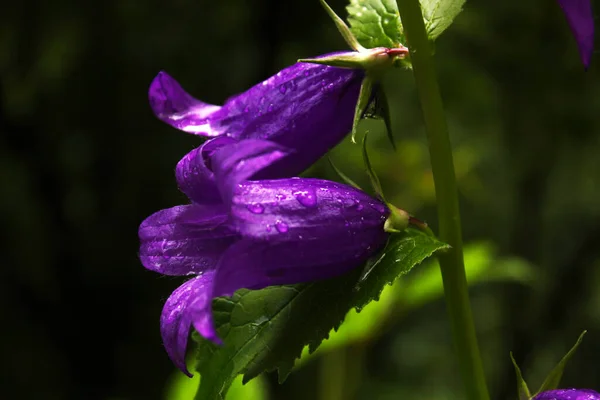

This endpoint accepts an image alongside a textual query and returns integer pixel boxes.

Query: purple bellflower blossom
[149,55,363,179]
[149,47,407,179]
[138,137,392,376]
[534,389,600,400]
[556,0,594,68]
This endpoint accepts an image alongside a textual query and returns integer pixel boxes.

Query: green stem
[318,349,347,400]
[394,1,490,399]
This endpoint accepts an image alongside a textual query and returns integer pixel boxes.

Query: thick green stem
[395,1,490,399]
[318,349,347,400]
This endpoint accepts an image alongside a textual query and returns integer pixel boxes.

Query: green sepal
[534,330,587,395]
[298,53,372,70]
[361,132,410,234]
[352,77,374,144]
[360,130,383,198]
[373,84,396,151]
[318,0,364,52]
[298,47,408,72]
[327,157,361,190]
[384,204,410,233]
[510,352,532,400]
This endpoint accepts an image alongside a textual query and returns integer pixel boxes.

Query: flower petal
[557,0,594,68]
[160,273,215,376]
[197,229,387,344]
[219,60,363,177]
[151,57,364,178]
[211,139,291,204]
[230,178,388,241]
[149,71,222,135]
[175,136,237,204]
[534,388,600,400]
[139,204,238,275]
[215,232,388,292]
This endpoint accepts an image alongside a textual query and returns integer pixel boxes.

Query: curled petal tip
[148,71,222,136]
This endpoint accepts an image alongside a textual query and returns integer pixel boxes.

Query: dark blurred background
[2,0,600,399]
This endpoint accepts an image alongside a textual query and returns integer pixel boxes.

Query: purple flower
[138,138,389,375]
[556,0,594,68]
[534,389,600,400]
[149,52,364,178]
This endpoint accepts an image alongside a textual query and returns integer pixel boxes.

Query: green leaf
[347,0,405,49]
[535,331,587,394]
[295,241,533,367]
[194,229,448,399]
[420,0,466,40]
[510,352,531,400]
[346,0,465,48]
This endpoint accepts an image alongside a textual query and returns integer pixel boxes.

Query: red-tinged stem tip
[386,47,409,57]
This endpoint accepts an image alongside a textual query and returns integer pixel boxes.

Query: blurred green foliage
[1,0,599,399]
[166,371,268,400]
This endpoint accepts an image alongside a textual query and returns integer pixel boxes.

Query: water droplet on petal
[275,220,289,233]
[294,189,317,207]
[357,204,364,211]
[267,104,274,112]
[279,85,287,94]
[266,224,272,232]
[243,106,250,113]
[247,203,265,214]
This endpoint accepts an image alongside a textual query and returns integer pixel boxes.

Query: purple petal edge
[534,388,600,400]
[138,204,238,276]
[160,273,215,377]
[211,139,291,205]
[175,136,237,204]
[149,71,222,135]
[557,0,594,68]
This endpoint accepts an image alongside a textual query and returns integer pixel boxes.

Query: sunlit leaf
[346,0,465,48]
[420,0,465,40]
[347,0,405,48]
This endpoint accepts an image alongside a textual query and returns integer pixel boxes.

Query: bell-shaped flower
[556,0,594,68]
[149,40,408,178]
[149,55,363,178]
[138,138,397,376]
[534,388,600,399]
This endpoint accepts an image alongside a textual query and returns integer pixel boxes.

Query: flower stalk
[394,0,490,399]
